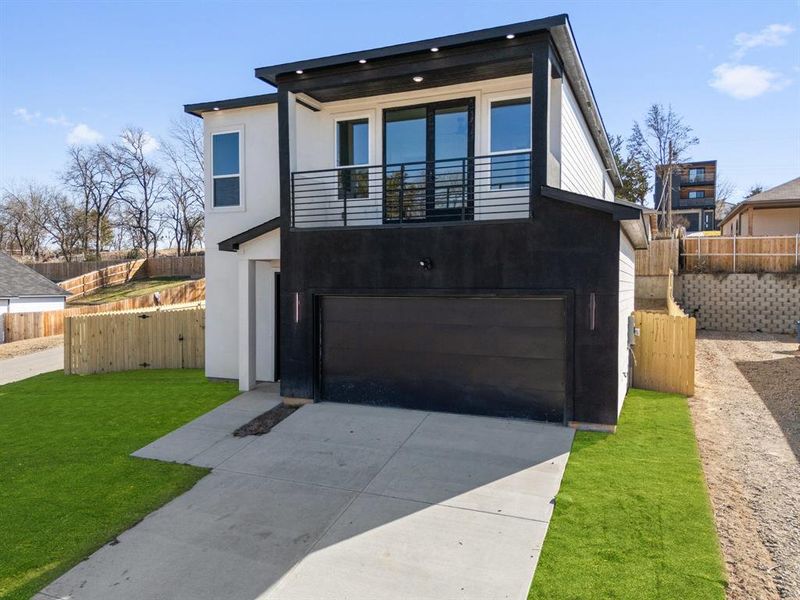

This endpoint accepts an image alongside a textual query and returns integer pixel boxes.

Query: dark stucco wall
[280,195,622,425]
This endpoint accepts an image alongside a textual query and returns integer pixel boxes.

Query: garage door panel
[324,349,566,393]
[323,296,564,329]
[321,296,567,421]
[323,321,566,361]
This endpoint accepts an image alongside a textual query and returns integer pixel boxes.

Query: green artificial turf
[529,389,726,600]
[0,370,238,600]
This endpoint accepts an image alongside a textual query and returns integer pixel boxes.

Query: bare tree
[714,177,736,222]
[115,128,166,256]
[628,104,699,233]
[63,144,131,259]
[37,190,85,261]
[161,116,205,255]
[0,183,49,258]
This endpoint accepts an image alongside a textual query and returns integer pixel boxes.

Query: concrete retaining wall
[675,273,799,334]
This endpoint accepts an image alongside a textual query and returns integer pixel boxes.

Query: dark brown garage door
[319,296,567,421]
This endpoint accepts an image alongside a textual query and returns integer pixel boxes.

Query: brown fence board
[682,235,799,273]
[64,305,205,375]
[635,238,679,276]
[3,279,205,343]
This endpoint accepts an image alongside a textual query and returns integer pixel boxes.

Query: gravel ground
[0,335,63,360]
[690,331,800,600]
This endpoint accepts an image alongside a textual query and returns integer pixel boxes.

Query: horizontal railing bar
[292,150,532,176]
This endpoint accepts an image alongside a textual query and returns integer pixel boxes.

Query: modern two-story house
[185,15,648,429]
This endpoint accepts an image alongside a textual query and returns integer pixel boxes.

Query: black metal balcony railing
[680,174,715,186]
[291,151,531,228]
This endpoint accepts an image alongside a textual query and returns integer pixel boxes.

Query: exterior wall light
[419,258,433,270]
[413,76,424,83]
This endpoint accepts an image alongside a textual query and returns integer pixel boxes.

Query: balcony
[673,197,715,209]
[291,152,531,229]
[679,174,715,186]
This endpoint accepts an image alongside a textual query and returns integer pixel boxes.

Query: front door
[383,98,474,223]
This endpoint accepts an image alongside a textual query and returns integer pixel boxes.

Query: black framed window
[489,97,531,189]
[688,190,705,199]
[212,132,240,207]
[688,167,705,183]
[336,119,369,199]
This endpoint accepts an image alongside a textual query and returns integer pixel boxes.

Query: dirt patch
[690,331,800,600]
[0,335,63,360]
[233,404,299,437]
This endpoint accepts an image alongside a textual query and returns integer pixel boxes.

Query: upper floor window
[688,167,705,183]
[489,97,531,189]
[336,118,369,199]
[212,132,241,207]
[688,190,705,199]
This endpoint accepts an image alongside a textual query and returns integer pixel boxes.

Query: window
[489,97,531,188]
[212,132,240,207]
[336,119,369,199]
[688,167,705,183]
[688,190,705,199]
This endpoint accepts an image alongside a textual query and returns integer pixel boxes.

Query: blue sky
[1,0,798,204]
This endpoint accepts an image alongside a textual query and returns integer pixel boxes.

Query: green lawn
[0,370,238,600]
[529,389,726,600]
[69,276,190,305]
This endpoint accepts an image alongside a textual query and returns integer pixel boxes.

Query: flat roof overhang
[253,15,620,187]
[184,93,278,118]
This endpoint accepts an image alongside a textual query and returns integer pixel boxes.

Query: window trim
[332,111,374,167]
[485,93,532,190]
[208,126,245,212]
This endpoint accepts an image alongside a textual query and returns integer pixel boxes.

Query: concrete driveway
[38,387,574,600]
[0,345,63,385]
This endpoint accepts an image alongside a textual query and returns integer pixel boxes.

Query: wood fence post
[63,316,72,375]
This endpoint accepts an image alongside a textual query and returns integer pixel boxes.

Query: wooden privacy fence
[143,255,204,278]
[632,310,696,396]
[60,259,146,298]
[3,279,205,343]
[682,235,800,273]
[31,259,131,282]
[64,305,205,375]
[635,238,679,276]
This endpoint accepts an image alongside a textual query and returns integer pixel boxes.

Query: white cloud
[141,131,160,155]
[45,114,73,127]
[709,63,790,99]
[733,23,794,58]
[67,123,103,145]
[13,107,40,122]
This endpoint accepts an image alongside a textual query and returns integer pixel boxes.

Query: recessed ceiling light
[430,47,439,52]
[358,59,367,64]
[295,69,304,74]
[213,107,220,111]
[506,33,515,39]
[412,76,424,83]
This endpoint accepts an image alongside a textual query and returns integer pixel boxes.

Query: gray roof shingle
[746,177,800,203]
[0,252,69,298]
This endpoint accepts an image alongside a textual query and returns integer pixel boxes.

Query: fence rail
[3,279,205,343]
[64,305,205,375]
[632,310,696,396]
[60,259,146,298]
[682,235,800,273]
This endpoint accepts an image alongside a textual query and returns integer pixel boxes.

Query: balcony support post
[530,39,554,218]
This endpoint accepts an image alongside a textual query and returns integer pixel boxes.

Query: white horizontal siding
[561,80,610,201]
[618,231,636,414]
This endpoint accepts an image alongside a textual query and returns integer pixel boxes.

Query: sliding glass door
[383,98,474,222]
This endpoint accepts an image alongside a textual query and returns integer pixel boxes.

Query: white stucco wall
[618,231,635,414]
[561,79,612,201]
[202,105,281,381]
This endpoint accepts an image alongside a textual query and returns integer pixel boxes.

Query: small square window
[212,132,240,207]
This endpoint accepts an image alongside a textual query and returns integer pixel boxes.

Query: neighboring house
[185,15,648,428]
[719,177,800,236]
[654,160,717,233]
[0,251,68,342]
